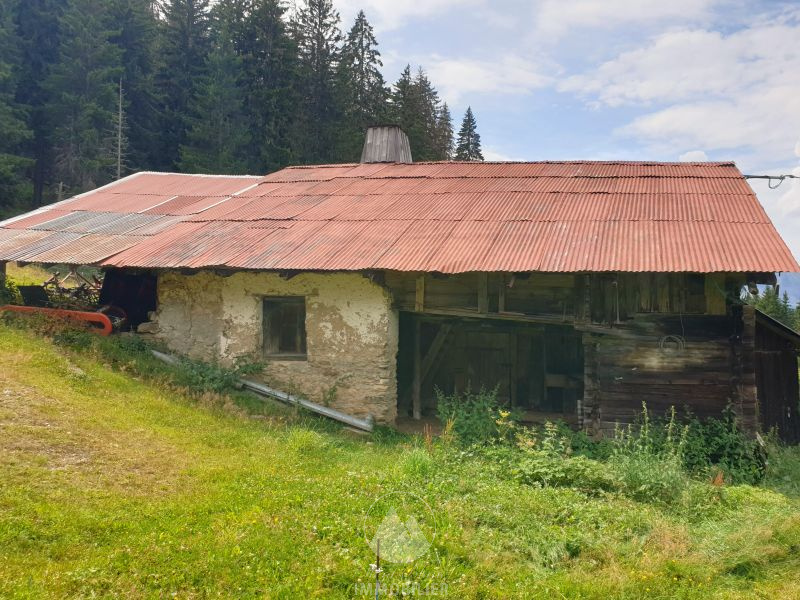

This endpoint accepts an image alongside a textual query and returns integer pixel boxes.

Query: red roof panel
[0,163,796,273]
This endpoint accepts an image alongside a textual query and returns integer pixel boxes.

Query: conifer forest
[0,0,485,218]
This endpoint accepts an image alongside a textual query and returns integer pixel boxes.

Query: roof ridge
[133,171,263,179]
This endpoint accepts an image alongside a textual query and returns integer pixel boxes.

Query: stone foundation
[150,270,399,424]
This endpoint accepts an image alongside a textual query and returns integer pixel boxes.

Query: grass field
[1,324,799,598]
[5,262,55,286]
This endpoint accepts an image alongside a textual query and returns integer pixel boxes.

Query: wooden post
[412,318,422,420]
[415,274,425,312]
[498,275,506,313]
[0,261,6,293]
[478,273,489,313]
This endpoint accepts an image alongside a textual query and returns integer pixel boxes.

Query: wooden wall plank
[477,273,489,313]
[415,274,425,312]
[705,274,727,315]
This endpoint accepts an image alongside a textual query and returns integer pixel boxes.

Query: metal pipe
[150,349,374,432]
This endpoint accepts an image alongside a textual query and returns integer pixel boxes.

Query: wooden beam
[498,276,506,313]
[418,306,571,326]
[478,273,489,313]
[0,261,6,288]
[415,274,425,312]
[421,323,452,382]
[412,319,422,420]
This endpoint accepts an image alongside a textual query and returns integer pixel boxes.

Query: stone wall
[150,270,399,423]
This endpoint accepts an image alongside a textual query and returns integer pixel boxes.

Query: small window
[263,297,307,358]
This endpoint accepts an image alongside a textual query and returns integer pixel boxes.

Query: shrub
[607,403,767,495]
[681,406,766,484]
[1,275,20,304]
[763,442,800,496]
[609,451,689,504]
[484,421,620,493]
[435,386,518,445]
[513,452,619,493]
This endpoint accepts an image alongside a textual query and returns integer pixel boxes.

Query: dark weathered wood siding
[385,270,778,434]
[755,311,800,443]
[581,311,756,435]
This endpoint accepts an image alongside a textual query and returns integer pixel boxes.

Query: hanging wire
[743,174,800,190]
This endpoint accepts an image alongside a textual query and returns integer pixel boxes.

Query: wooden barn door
[755,317,800,444]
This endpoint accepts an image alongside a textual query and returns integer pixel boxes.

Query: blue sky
[334,0,800,296]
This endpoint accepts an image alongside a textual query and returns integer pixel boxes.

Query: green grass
[0,324,799,598]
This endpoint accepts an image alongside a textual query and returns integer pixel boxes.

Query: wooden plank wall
[385,271,579,319]
[384,271,737,324]
[754,311,800,443]
[581,311,757,435]
[384,270,757,433]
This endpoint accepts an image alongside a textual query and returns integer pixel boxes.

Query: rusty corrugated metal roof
[0,162,797,273]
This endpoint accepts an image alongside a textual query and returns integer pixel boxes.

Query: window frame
[262,296,308,360]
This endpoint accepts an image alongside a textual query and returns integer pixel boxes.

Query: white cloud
[618,86,800,159]
[335,0,482,32]
[425,55,552,104]
[679,150,709,162]
[560,18,800,163]
[560,24,800,107]
[533,0,721,41]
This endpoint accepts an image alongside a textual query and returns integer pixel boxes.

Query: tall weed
[435,386,516,445]
[609,405,691,504]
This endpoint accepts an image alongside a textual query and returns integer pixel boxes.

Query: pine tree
[45,0,123,193]
[433,102,453,160]
[14,0,65,205]
[179,23,251,174]
[156,0,211,170]
[108,0,160,172]
[0,0,33,216]
[336,10,387,160]
[413,67,442,160]
[293,0,342,163]
[749,286,798,330]
[390,65,449,161]
[454,106,483,161]
[230,0,299,172]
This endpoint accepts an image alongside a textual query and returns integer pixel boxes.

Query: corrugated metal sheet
[3,231,84,262]
[27,234,141,264]
[0,163,796,273]
[3,209,72,229]
[63,192,175,213]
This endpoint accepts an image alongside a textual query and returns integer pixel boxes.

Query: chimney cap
[360,125,413,164]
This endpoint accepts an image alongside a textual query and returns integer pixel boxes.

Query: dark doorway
[99,268,157,330]
[397,313,583,425]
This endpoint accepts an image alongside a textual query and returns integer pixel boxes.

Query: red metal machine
[0,305,115,335]
[0,277,128,336]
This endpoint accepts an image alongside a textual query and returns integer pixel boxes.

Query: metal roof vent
[360,125,413,163]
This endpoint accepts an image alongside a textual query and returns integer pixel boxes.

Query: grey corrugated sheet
[360,126,413,163]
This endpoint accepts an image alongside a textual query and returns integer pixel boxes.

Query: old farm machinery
[0,267,127,335]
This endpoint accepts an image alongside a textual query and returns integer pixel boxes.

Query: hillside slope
[0,325,799,599]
